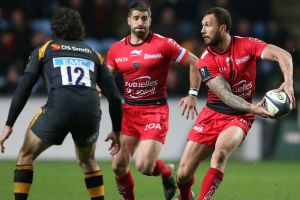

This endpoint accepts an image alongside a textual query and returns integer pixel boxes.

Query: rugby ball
[263,90,291,118]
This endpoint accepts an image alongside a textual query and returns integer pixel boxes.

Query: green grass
[1,160,300,200]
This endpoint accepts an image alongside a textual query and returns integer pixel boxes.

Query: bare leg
[112,135,139,200]
[14,128,51,200]
[198,126,244,200]
[176,141,213,200]
[75,142,104,200]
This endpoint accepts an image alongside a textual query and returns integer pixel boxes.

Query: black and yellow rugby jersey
[6,39,122,132]
[26,39,105,91]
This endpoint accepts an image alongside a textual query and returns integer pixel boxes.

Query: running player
[106,2,201,200]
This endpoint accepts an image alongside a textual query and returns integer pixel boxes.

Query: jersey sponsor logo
[53,57,94,69]
[218,66,227,72]
[199,66,211,81]
[130,49,143,56]
[192,125,204,133]
[232,80,252,99]
[53,57,95,87]
[144,123,162,131]
[51,44,61,51]
[125,76,158,98]
[115,57,128,63]
[235,55,250,65]
[144,53,162,59]
[54,44,92,53]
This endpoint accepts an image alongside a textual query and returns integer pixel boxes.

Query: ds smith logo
[51,44,91,53]
[51,44,61,51]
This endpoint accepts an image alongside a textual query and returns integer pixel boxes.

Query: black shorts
[30,107,101,148]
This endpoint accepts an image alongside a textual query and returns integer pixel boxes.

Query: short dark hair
[128,1,151,17]
[51,7,85,40]
[205,7,232,32]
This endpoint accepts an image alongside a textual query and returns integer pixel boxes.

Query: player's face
[201,14,222,46]
[128,10,151,39]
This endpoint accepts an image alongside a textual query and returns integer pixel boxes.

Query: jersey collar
[125,32,153,46]
[207,36,235,56]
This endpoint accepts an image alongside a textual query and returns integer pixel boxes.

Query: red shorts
[122,103,169,144]
[188,106,255,147]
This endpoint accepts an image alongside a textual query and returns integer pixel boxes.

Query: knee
[211,149,227,168]
[177,164,193,183]
[77,158,98,172]
[112,158,128,177]
[17,150,34,164]
[135,160,153,176]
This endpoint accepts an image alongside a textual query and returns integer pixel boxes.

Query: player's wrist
[188,88,198,97]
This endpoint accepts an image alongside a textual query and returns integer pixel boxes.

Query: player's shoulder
[109,37,127,50]
[152,33,176,44]
[234,35,264,44]
[199,48,214,61]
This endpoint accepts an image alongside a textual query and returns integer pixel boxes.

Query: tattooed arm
[207,76,273,118]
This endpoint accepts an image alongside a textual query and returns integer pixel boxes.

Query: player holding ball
[175,7,296,200]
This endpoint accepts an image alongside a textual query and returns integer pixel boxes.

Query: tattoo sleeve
[207,76,252,112]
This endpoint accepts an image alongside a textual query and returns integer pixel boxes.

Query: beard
[131,26,149,39]
[203,32,222,46]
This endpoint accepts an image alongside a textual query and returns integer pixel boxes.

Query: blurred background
[0,0,300,161]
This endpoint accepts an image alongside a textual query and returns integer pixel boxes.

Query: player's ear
[220,24,226,32]
[127,17,131,26]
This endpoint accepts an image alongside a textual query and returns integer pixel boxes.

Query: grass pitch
[1,160,299,200]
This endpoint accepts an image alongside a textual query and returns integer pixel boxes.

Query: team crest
[133,62,140,69]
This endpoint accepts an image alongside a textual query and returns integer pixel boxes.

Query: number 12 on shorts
[53,57,95,87]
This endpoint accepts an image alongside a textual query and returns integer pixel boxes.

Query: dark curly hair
[51,8,85,40]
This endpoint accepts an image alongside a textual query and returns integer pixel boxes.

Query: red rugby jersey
[107,32,189,103]
[198,36,267,114]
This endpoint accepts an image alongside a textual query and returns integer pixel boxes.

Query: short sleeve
[197,50,219,83]
[24,48,41,74]
[163,38,189,64]
[107,46,117,68]
[244,37,267,58]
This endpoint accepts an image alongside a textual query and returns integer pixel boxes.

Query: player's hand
[251,98,274,118]
[277,82,296,109]
[104,131,121,155]
[96,85,104,97]
[179,95,198,120]
[0,125,13,153]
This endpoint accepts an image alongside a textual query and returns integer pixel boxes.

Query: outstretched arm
[262,44,295,108]
[207,76,273,118]
[179,52,202,119]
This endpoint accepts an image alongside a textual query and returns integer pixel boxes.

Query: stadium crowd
[0,0,299,97]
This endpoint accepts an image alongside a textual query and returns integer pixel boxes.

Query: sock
[14,165,33,200]
[198,168,224,200]
[151,160,172,177]
[177,175,194,200]
[84,170,104,200]
[115,171,135,200]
